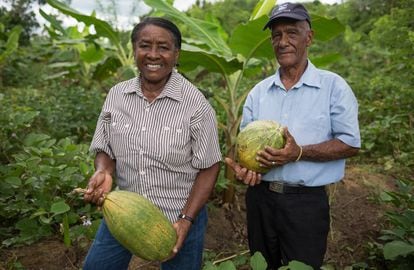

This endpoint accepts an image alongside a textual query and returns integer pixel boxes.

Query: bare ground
[0,165,395,270]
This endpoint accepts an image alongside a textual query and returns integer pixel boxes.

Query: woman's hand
[163,219,192,261]
[84,170,113,206]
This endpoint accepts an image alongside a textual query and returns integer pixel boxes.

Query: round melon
[236,120,285,173]
[102,190,176,261]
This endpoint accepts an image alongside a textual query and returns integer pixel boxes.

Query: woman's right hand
[84,170,113,206]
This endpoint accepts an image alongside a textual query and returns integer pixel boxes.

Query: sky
[31,0,341,31]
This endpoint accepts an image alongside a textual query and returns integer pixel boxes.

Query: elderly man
[225,2,360,269]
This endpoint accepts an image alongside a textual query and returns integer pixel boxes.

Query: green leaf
[50,201,70,215]
[383,240,414,260]
[46,0,129,65]
[30,208,48,219]
[0,25,23,63]
[312,15,345,41]
[16,218,39,234]
[79,162,90,175]
[143,0,231,55]
[311,53,343,67]
[229,16,274,60]
[179,45,242,75]
[92,56,123,81]
[202,262,217,270]
[39,8,66,34]
[46,0,120,44]
[23,133,51,146]
[250,251,268,270]
[250,0,276,21]
[279,261,313,270]
[5,177,22,187]
[80,44,105,63]
[217,260,236,270]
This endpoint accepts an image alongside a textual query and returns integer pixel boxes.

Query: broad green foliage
[0,133,97,246]
[0,84,104,154]
[0,25,22,63]
[40,0,135,83]
[376,179,414,268]
[0,24,22,86]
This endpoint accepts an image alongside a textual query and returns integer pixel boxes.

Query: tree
[0,0,46,45]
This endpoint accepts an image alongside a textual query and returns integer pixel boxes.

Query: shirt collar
[272,60,321,91]
[123,70,183,102]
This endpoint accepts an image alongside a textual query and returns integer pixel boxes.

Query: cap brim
[262,14,309,30]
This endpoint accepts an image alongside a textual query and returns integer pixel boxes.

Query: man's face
[270,19,313,68]
[133,24,179,84]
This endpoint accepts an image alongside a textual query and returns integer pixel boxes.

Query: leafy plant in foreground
[0,133,97,247]
[376,179,414,268]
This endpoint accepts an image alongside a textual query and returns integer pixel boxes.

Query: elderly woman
[83,17,222,270]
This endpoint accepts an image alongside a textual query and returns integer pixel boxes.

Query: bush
[0,133,98,247]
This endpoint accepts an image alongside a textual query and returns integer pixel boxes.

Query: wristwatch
[178,213,194,224]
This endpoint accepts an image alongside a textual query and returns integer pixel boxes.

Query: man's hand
[256,127,302,166]
[224,157,261,186]
[84,170,113,205]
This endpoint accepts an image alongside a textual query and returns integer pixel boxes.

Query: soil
[0,164,395,270]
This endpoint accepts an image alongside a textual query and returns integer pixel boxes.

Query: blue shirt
[241,61,361,186]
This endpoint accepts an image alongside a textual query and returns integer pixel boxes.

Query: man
[225,3,361,269]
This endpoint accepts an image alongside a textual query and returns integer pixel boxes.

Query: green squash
[236,120,285,173]
[102,190,177,261]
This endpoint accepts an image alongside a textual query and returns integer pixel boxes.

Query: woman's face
[133,24,179,85]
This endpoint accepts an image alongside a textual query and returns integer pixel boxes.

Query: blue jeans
[83,206,208,270]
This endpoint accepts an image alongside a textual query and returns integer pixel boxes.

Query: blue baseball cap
[263,2,311,30]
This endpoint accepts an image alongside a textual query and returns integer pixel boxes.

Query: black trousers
[246,182,330,270]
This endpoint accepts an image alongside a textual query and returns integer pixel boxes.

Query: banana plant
[144,0,345,203]
[40,0,135,83]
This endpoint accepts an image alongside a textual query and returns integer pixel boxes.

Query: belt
[262,181,325,194]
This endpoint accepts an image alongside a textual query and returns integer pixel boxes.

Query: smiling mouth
[146,64,162,70]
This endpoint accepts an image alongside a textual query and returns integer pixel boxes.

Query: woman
[83,17,222,270]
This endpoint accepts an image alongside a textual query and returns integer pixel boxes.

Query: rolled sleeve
[89,111,115,159]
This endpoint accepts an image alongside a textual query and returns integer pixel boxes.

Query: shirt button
[139,171,146,175]
[142,127,146,131]
[145,108,150,112]
[124,124,130,128]
[139,150,144,155]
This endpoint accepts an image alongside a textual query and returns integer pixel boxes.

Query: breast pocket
[108,120,134,157]
[157,125,191,164]
[296,114,331,144]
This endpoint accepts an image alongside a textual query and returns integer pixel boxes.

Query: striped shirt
[90,70,222,222]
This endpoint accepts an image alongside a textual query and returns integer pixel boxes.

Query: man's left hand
[256,127,302,166]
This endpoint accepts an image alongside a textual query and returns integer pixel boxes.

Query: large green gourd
[236,120,285,173]
[102,190,177,261]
